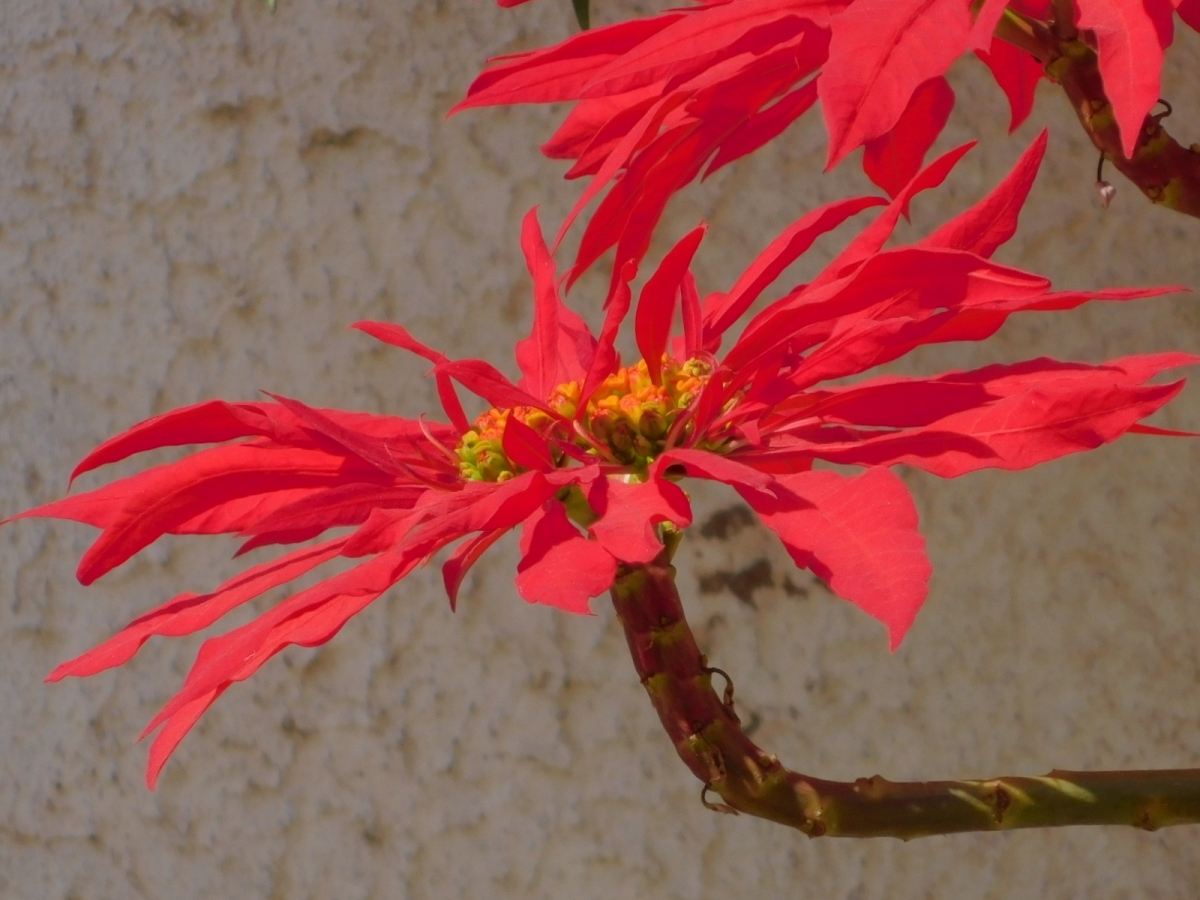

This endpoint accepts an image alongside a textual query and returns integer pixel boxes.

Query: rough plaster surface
[2,1,1200,897]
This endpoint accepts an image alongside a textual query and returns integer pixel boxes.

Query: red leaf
[862,77,955,198]
[32,444,378,585]
[455,15,686,110]
[264,393,414,477]
[70,400,277,481]
[393,473,559,562]
[701,194,887,343]
[968,0,1011,50]
[1128,422,1200,437]
[1181,0,1200,32]
[587,477,692,563]
[796,376,997,427]
[816,141,975,283]
[704,79,820,177]
[820,0,973,168]
[739,467,930,649]
[654,448,775,491]
[514,208,597,399]
[760,355,1196,475]
[142,547,426,774]
[353,320,440,361]
[502,415,557,472]
[783,305,1004,386]
[729,244,1047,375]
[582,0,842,99]
[182,488,320,540]
[680,270,703,357]
[542,87,664,164]
[240,484,423,540]
[442,529,507,611]
[580,123,712,299]
[434,359,549,412]
[47,538,348,681]
[10,482,140,530]
[636,224,707,383]
[975,40,1044,132]
[900,372,1190,475]
[1077,0,1173,157]
[515,503,616,613]
[582,261,636,401]
[565,36,821,288]
[556,93,692,258]
[923,130,1047,257]
[352,321,470,434]
[146,686,226,789]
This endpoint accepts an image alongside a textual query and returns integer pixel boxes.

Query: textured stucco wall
[2,1,1200,897]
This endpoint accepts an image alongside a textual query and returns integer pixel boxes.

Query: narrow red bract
[861,76,955,198]
[819,0,972,169]
[465,0,1200,286]
[12,141,1192,787]
[1076,0,1174,157]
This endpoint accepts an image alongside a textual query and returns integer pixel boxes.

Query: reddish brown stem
[1050,41,1200,217]
[610,557,1200,838]
[994,11,1200,219]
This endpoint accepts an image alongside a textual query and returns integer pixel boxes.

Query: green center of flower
[456,357,711,481]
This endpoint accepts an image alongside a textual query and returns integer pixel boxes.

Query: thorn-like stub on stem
[701,784,739,815]
[683,732,728,785]
[611,560,1200,839]
[1034,37,1200,219]
[993,785,1012,820]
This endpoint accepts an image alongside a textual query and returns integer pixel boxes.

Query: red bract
[11,137,1191,787]
[461,0,1196,287]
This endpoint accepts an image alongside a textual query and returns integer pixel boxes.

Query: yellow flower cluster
[456,406,550,482]
[457,356,711,481]
[579,358,709,465]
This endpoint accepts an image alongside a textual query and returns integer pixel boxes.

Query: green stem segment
[993,10,1200,219]
[610,557,1200,838]
[571,0,590,31]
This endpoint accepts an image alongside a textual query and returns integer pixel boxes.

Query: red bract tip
[460,0,1183,284]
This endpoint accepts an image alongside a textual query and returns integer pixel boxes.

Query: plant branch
[610,556,1200,839]
[571,0,589,30]
[1048,40,1200,218]
[993,11,1200,219]
[1050,0,1078,40]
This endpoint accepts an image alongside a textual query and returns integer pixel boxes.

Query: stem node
[610,557,1200,838]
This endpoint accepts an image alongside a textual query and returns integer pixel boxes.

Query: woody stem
[992,10,1200,219]
[610,556,1200,838]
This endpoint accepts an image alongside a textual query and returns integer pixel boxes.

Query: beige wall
[3,1,1200,897]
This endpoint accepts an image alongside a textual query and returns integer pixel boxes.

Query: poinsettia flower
[461,0,1191,287]
[11,136,1191,786]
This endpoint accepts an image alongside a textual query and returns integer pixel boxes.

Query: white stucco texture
[2,1,1200,897]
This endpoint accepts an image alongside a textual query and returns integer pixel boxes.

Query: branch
[610,557,1200,838]
[571,0,590,31]
[993,11,1200,220]
[1049,41,1200,218]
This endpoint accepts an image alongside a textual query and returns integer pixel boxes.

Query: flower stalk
[611,554,1200,839]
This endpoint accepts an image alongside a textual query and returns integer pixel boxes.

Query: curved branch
[1049,40,1200,218]
[610,557,1200,838]
[993,11,1200,219]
